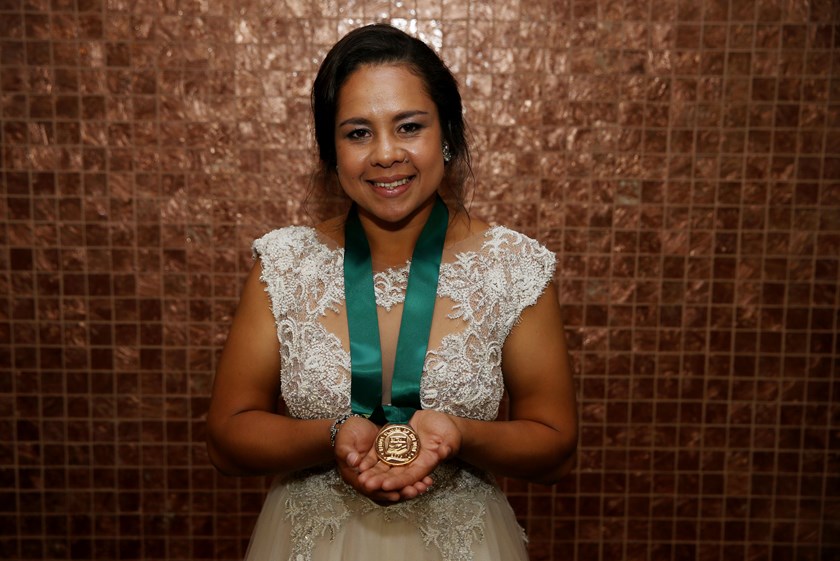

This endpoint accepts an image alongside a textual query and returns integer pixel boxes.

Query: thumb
[346,451,359,466]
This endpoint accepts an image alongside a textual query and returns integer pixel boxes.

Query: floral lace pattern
[252,225,555,561]
[284,462,499,561]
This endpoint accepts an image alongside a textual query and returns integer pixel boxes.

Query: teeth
[373,177,411,190]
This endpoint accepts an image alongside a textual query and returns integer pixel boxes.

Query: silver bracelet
[329,413,361,447]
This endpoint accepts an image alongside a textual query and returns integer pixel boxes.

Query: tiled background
[1,0,838,559]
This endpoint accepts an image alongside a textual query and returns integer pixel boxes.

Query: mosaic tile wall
[1,0,838,559]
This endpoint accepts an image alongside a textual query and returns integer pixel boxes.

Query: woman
[206,23,577,561]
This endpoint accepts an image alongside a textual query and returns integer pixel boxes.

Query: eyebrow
[337,110,431,128]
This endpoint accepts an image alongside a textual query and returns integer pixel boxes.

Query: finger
[354,482,401,503]
[399,485,420,500]
[367,489,402,503]
[334,437,362,463]
[357,447,381,472]
[345,451,359,467]
[358,457,391,478]
[358,462,393,490]
[378,451,439,491]
[378,463,432,492]
[407,480,428,496]
[338,465,402,503]
[397,475,435,500]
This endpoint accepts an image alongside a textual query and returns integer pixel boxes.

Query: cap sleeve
[251,226,315,319]
[483,227,557,333]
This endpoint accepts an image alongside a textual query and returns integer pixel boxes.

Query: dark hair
[310,23,472,209]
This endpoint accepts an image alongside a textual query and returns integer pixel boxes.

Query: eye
[345,128,370,140]
[399,122,423,135]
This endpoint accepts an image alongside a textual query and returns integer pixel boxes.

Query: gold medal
[375,424,420,466]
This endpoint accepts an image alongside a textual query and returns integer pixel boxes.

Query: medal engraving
[375,424,420,466]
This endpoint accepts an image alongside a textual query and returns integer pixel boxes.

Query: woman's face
[334,64,445,229]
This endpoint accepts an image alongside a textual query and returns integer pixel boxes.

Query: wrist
[448,414,470,456]
[329,413,362,447]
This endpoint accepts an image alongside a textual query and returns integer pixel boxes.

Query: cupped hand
[357,409,461,497]
[333,416,401,503]
[333,416,433,503]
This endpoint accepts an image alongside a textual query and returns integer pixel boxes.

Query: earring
[442,142,452,163]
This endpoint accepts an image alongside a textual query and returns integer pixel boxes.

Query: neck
[356,197,438,266]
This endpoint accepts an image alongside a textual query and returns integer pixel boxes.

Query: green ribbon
[344,196,449,425]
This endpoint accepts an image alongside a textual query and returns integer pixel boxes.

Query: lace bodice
[251,225,556,561]
[253,225,555,422]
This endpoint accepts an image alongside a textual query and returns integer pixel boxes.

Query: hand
[334,416,433,503]
[357,410,461,498]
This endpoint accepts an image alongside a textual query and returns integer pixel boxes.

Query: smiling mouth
[371,177,413,190]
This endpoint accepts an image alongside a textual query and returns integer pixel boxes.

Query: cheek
[408,142,442,166]
[336,146,364,171]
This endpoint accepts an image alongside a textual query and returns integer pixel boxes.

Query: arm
[206,263,335,476]
[359,281,578,492]
[451,280,578,483]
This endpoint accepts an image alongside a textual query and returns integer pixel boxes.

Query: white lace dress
[246,225,556,561]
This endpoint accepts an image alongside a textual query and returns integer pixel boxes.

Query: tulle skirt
[243,472,529,561]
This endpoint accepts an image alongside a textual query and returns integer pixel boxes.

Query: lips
[368,175,414,191]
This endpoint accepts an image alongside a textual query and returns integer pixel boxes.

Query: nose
[370,134,405,167]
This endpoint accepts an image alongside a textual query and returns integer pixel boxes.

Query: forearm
[451,416,577,484]
[207,411,334,477]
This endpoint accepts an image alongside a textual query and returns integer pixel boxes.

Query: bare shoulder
[314,215,345,246]
[446,210,491,246]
